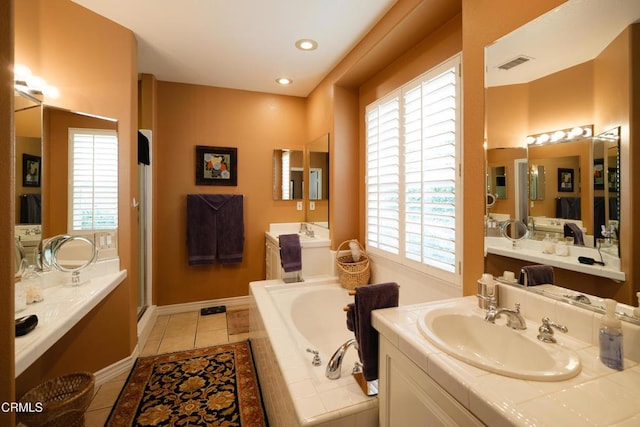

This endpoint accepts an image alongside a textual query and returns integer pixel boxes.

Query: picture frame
[557,168,574,192]
[593,158,604,190]
[22,154,41,187]
[195,145,238,186]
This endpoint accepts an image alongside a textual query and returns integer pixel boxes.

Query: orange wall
[1,1,15,423]
[13,0,138,397]
[154,82,306,305]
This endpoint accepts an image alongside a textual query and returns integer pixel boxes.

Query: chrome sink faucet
[485,300,527,330]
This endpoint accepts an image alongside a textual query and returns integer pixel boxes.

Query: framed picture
[608,167,618,192]
[558,168,574,192]
[593,158,604,190]
[22,154,41,187]
[195,145,238,186]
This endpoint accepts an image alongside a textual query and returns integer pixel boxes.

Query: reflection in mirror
[15,91,43,267]
[529,164,545,201]
[485,148,527,225]
[488,165,506,199]
[272,149,304,200]
[592,128,620,257]
[306,134,329,228]
[484,0,637,304]
[43,106,118,242]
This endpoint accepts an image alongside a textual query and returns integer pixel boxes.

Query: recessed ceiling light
[295,39,318,51]
[276,77,293,86]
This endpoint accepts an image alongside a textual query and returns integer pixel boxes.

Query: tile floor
[84,306,250,426]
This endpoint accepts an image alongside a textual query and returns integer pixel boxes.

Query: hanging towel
[564,223,584,245]
[346,303,356,333]
[518,265,554,287]
[186,194,244,265]
[556,197,581,220]
[20,194,41,224]
[354,282,399,381]
[279,234,302,272]
[138,131,150,165]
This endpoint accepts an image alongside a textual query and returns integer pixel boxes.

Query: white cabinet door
[379,337,483,427]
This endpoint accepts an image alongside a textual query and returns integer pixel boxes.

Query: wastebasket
[17,372,95,427]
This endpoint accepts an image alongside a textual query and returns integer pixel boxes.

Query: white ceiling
[72,0,397,97]
[485,0,640,87]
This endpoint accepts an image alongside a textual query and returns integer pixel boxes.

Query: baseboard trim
[94,345,139,386]
[156,295,251,316]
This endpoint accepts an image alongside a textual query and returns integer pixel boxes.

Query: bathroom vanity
[264,223,331,280]
[373,284,640,426]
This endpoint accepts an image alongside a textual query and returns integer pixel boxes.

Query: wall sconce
[526,125,593,145]
[14,64,59,99]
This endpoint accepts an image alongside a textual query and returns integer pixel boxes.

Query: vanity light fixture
[14,64,59,99]
[276,77,293,86]
[295,39,318,51]
[526,125,593,145]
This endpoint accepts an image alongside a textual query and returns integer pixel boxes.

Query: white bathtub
[249,277,379,426]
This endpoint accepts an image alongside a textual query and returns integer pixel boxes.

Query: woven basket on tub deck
[336,240,370,290]
[17,372,94,427]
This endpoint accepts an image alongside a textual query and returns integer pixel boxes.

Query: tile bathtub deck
[84,306,250,426]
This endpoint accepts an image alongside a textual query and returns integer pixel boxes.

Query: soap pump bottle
[599,298,623,370]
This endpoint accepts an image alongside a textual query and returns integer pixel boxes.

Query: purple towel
[518,265,554,286]
[186,194,244,265]
[354,282,399,381]
[564,223,584,245]
[346,303,356,332]
[279,234,302,272]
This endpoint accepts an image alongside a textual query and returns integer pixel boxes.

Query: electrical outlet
[309,201,316,210]
[296,201,303,211]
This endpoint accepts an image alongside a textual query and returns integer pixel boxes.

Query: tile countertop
[372,293,640,426]
[14,269,127,376]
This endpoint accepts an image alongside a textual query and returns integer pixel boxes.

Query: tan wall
[154,82,306,305]
[13,0,138,397]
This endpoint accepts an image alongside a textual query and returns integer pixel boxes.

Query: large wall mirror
[484,0,638,307]
[306,133,329,228]
[14,90,119,268]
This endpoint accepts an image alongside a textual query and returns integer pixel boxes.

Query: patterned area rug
[107,341,267,426]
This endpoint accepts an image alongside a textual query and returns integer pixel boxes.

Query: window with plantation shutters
[69,128,118,231]
[366,55,461,284]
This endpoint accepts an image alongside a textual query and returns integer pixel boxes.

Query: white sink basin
[417,302,581,381]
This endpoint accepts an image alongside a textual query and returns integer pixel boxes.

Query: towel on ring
[564,223,584,245]
[354,282,399,381]
[278,234,302,272]
[518,265,554,287]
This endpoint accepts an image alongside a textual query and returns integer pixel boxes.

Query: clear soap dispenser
[599,298,623,370]
[542,233,554,254]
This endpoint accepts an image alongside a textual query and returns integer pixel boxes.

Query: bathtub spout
[326,338,357,380]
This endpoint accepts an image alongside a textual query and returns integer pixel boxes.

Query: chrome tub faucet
[326,338,357,379]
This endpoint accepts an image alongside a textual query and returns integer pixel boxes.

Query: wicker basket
[17,372,95,427]
[336,240,371,290]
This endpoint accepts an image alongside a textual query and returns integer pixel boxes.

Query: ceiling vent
[497,55,533,70]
